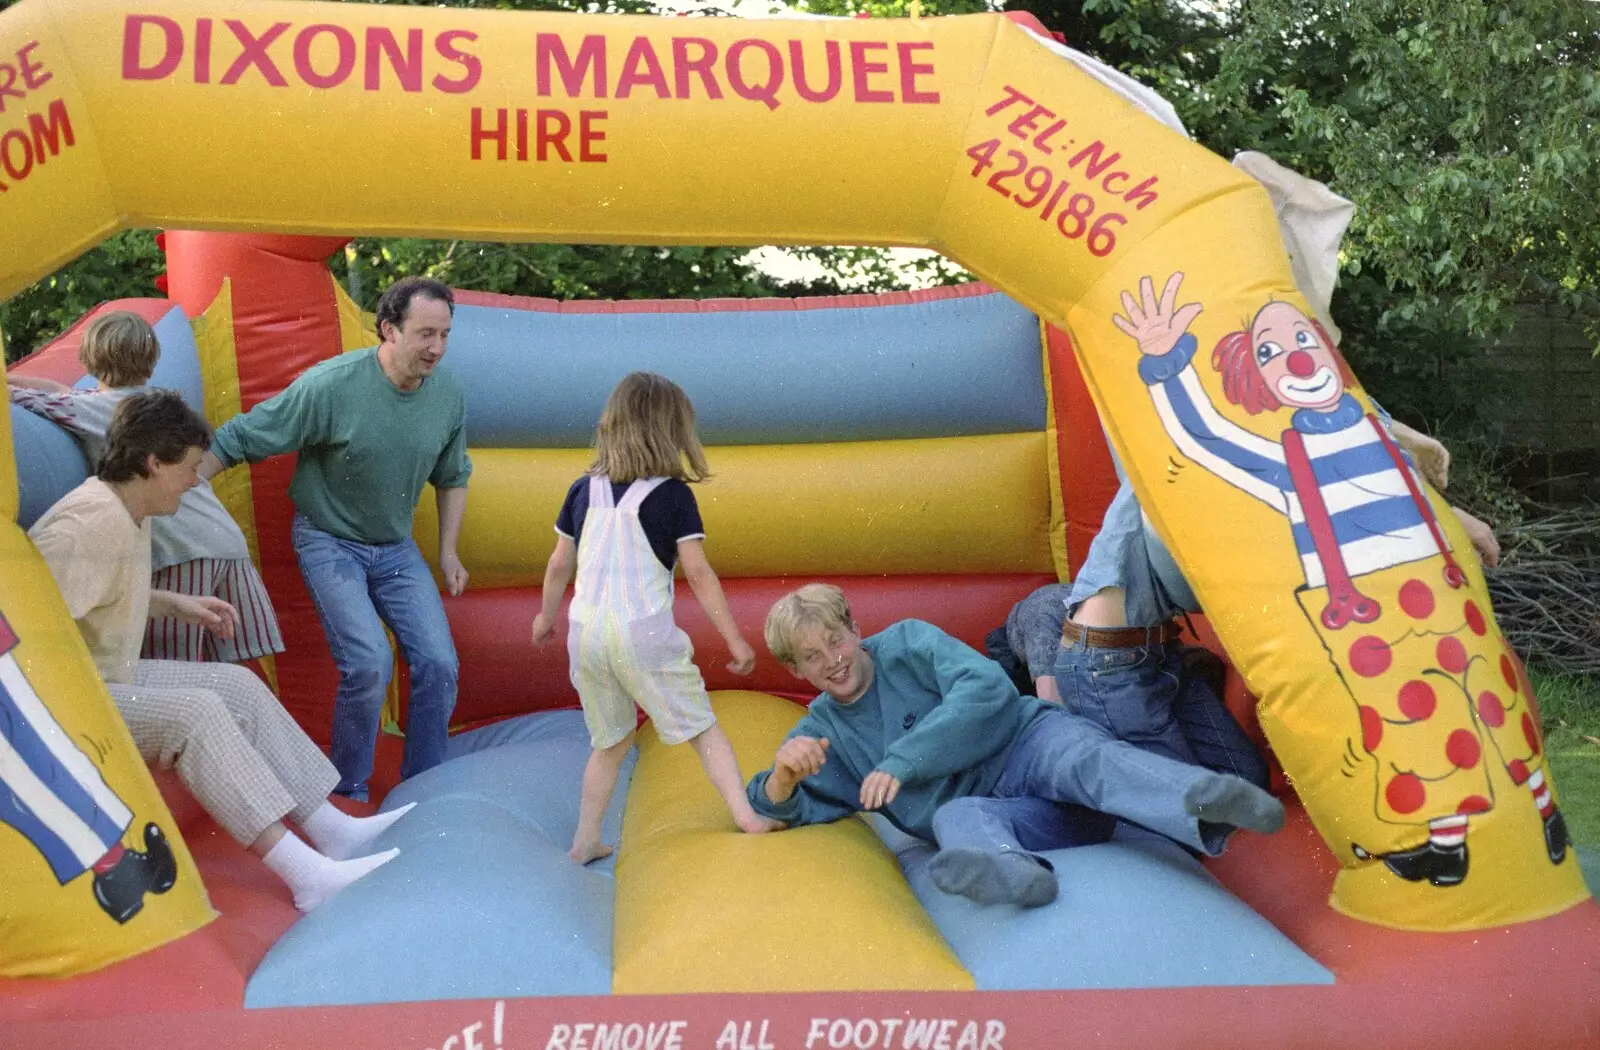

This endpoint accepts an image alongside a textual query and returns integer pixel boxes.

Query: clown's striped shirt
[1138,335,1447,588]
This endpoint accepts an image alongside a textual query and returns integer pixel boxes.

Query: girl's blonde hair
[590,372,710,483]
[765,584,854,667]
[78,311,160,389]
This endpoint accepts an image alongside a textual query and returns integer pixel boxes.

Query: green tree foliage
[1,232,164,363]
[344,241,793,308]
[1189,1,1600,425]
[1007,0,1226,81]
[796,0,990,18]
[1011,1,1600,426]
[337,241,972,315]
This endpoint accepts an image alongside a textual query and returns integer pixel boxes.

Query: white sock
[301,801,416,861]
[262,832,401,912]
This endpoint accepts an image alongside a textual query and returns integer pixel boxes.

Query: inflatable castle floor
[3,261,1597,1049]
[0,2,1596,1043]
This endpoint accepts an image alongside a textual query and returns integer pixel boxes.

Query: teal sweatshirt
[210,349,471,544]
[747,620,1053,841]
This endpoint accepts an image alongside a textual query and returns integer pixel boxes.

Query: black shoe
[141,823,178,894]
[93,849,152,924]
[1378,839,1469,887]
[91,823,178,923]
[1543,809,1570,865]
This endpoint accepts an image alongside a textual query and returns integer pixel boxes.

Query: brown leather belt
[1060,618,1183,649]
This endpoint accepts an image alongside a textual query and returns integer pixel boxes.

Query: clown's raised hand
[1112,272,1204,357]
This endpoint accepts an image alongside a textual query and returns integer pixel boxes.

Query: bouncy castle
[1,2,1596,1047]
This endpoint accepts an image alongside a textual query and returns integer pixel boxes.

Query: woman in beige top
[10,310,283,663]
[29,391,413,915]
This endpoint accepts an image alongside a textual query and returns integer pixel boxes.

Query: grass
[1533,668,1600,858]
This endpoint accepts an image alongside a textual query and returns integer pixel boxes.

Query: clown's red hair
[1210,312,1350,415]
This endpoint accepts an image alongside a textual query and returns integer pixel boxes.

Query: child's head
[765,583,854,665]
[765,584,870,702]
[99,390,212,519]
[591,372,709,483]
[78,311,160,389]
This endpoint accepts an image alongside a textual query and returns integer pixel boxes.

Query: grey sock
[1183,775,1285,835]
[929,848,1058,908]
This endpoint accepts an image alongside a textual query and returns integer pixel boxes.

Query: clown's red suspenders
[1281,417,1467,631]
[1368,414,1468,589]
[1282,428,1379,629]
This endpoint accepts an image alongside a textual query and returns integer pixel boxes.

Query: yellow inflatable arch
[0,0,1587,970]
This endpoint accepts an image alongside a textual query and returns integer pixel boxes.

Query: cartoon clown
[1112,272,1569,887]
[0,611,177,922]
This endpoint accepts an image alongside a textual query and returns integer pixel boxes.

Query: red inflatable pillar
[1046,325,1118,572]
[165,232,350,743]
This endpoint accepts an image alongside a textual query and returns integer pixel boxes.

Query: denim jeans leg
[931,797,1028,855]
[367,538,458,782]
[931,795,1114,860]
[1054,638,1198,768]
[995,708,1226,854]
[292,517,393,801]
[1169,646,1270,790]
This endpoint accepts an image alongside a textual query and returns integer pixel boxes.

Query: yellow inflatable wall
[0,392,215,975]
[0,0,1586,961]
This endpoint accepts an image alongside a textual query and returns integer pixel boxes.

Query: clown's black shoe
[91,824,178,924]
[1381,839,1469,887]
[93,850,153,924]
[141,822,177,894]
[1543,809,1570,865]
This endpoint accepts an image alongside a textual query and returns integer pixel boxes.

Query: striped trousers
[108,661,339,846]
[144,558,285,663]
[0,639,131,884]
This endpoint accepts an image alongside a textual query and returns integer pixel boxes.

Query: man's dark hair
[98,389,212,483]
[375,277,454,342]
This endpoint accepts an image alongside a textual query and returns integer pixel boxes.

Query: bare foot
[736,812,784,834]
[569,840,615,864]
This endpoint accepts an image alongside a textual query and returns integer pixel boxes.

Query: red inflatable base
[431,574,1060,729]
[2,736,1597,1050]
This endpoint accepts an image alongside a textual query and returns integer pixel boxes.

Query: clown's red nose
[1286,350,1317,377]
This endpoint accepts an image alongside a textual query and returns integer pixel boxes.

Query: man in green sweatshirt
[748,583,1284,908]
[198,277,472,802]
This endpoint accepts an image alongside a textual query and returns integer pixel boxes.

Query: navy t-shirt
[555,476,706,570]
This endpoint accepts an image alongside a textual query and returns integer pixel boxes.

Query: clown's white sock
[262,832,400,912]
[1428,814,1469,847]
[302,801,416,861]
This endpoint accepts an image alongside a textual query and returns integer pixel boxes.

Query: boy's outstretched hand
[775,735,828,778]
[765,735,829,804]
[530,610,558,645]
[1452,506,1501,568]
[727,637,756,675]
[859,770,901,811]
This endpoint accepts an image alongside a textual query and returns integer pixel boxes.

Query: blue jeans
[932,708,1234,858]
[931,796,1116,858]
[1053,634,1268,791]
[292,515,458,801]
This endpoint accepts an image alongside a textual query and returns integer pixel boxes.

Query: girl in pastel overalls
[531,372,778,863]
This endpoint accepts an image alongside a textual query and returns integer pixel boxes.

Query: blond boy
[748,584,1285,908]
